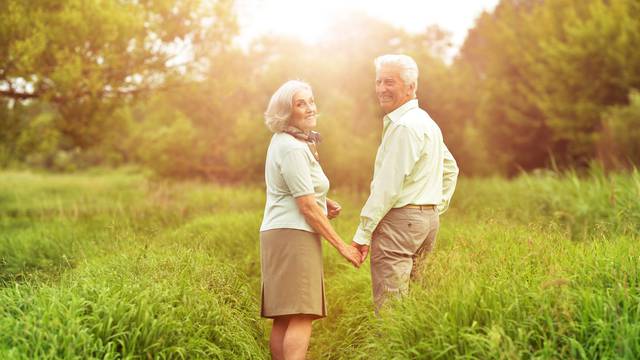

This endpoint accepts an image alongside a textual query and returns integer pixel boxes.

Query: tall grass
[357,227,639,359]
[450,167,640,239]
[309,167,640,359]
[0,247,267,359]
[1,170,269,359]
[0,168,638,359]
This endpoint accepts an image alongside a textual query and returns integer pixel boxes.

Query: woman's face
[290,89,317,132]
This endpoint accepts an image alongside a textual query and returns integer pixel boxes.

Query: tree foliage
[457,0,640,174]
[0,0,235,150]
[1,0,639,183]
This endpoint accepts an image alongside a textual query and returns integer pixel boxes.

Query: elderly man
[352,54,459,312]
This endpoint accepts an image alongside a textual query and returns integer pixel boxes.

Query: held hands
[350,241,370,264]
[337,242,370,268]
[326,198,342,219]
[339,243,362,268]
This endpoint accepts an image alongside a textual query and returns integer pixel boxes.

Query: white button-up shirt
[353,99,459,246]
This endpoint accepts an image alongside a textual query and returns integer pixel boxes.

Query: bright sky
[234,0,500,56]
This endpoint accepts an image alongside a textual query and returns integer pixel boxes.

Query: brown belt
[403,204,437,210]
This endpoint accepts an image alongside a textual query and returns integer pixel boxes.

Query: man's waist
[397,204,437,210]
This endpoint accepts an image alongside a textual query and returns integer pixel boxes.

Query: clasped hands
[326,198,370,268]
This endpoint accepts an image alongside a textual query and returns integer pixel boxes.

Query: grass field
[1,168,639,359]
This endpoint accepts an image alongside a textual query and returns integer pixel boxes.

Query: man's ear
[407,82,416,96]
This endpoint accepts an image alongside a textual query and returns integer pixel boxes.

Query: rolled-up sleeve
[280,149,314,198]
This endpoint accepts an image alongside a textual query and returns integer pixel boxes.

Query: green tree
[597,90,640,169]
[0,0,236,152]
[458,0,551,175]
[530,0,640,166]
[457,0,640,173]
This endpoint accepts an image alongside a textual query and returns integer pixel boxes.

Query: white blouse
[260,132,329,233]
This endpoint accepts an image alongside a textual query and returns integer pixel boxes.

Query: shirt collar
[385,99,419,123]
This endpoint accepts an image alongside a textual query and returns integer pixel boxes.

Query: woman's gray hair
[264,80,312,133]
[374,54,419,96]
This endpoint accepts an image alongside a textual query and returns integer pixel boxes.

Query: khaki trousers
[370,206,439,313]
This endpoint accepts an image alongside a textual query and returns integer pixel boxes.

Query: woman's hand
[338,243,362,268]
[326,198,342,219]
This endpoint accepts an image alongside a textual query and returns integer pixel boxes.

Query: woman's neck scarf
[282,126,322,161]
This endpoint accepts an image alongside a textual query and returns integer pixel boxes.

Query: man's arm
[352,126,421,246]
[438,143,459,214]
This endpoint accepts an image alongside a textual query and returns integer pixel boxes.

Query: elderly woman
[260,80,362,360]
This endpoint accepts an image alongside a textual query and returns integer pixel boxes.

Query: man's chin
[379,104,393,113]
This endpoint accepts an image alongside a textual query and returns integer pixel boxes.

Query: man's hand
[326,198,342,219]
[351,241,370,263]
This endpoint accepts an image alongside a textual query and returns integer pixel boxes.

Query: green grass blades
[360,227,640,359]
[0,168,638,359]
[0,247,267,359]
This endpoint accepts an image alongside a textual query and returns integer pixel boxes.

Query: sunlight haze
[235,0,500,55]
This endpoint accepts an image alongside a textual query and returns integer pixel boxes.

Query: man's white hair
[374,54,419,96]
[264,80,312,133]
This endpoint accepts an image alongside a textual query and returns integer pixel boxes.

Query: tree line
[1,0,639,188]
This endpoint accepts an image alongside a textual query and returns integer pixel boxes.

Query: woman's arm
[295,195,361,267]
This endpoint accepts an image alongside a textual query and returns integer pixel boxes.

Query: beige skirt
[260,228,327,319]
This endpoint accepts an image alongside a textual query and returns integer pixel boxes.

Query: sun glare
[235,0,500,52]
[236,0,343,44]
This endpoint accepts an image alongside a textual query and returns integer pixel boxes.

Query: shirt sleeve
[353,125,422,245]
[438,143,459,214]
[280,149,314,198]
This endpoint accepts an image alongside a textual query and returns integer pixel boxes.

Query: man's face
[375,64,414,114]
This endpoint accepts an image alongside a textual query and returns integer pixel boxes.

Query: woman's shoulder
[269,133,315,165]
[271,132,307,150]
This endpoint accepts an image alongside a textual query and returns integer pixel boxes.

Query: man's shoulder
[388,107,445,144]
[395,107,437,130]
